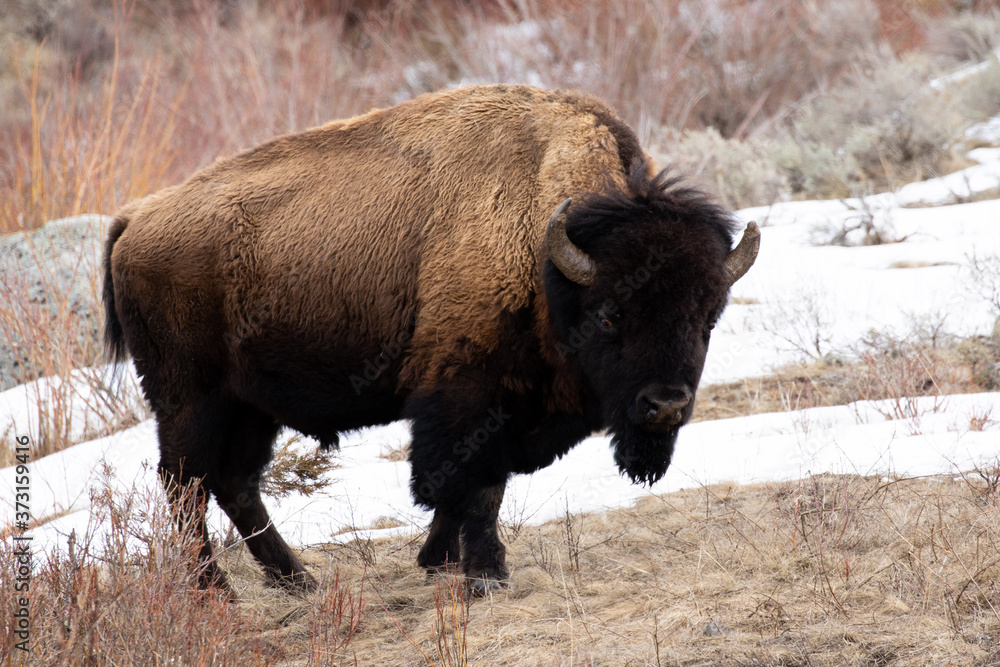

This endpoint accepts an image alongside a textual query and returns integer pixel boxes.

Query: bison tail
[102,213,130,370]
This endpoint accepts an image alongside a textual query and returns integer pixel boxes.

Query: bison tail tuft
[102,213,130,371]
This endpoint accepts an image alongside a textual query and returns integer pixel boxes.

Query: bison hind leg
[155,403,233,595]
[209,402,318,593]
[158,461,232,595]
[155,394,317,594]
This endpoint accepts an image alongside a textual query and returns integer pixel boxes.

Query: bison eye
[598,310,619,328]
[595,311,620,338]
[703,320,717,340]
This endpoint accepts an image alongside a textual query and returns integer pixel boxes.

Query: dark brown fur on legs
[154,392,316,593]
[154,398,231,593]
[208,401,317,591]
[460,484,508,596]
[158,462,231,594]
[212,481,316,591]
[417,485,508,596]
[417,510,461,573]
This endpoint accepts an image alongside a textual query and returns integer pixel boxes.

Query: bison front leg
[408,389,513,594]
[460,483,509,595]
[417,510,461,572]
[416,486,509,595]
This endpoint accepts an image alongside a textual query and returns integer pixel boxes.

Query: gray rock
[0,214,112,391]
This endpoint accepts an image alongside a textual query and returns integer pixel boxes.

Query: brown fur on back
[109,85,649,409]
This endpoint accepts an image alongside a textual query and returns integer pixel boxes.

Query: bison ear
[725,221,760,286]
[546,198,596,287]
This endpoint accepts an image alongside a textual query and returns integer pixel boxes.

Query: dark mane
[565,159,738,251]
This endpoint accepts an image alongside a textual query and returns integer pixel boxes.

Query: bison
[102,84,759,594]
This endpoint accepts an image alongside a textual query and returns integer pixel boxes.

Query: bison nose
[636,385,692,427]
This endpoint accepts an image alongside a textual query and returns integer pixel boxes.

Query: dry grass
[10,467,1000,665]
[0,475,281,663]
[695,331,999,423]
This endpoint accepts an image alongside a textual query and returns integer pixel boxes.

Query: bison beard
[611,420,677,486]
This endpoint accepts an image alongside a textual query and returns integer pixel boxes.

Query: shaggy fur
[103,84,749,593]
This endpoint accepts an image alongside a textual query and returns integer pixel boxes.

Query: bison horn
[725,221,760,286]
[546,198,596,286]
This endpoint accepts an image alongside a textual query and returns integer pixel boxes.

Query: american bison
[102,84,759,594]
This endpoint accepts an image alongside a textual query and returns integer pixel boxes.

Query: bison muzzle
[102,84,759,595]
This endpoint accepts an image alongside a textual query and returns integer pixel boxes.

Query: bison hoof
[267,569,319,594]
[423,563,461,583]
[467,575,509,597]
[197,562,235,596]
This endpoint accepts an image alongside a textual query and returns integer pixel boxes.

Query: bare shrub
[0,35,184,232]
[5,0,1000,236]
[0,0,899,236]
[842,324,988,428]
[769,135,855,200]
[260,433,337,499]
[967,406,997,432]
[659,0,880,137]
[925,9,1000,63]
[697,316,988,422]
[967,252,1000,318]
[957,335,1000,390]
[810,196,911,247]
[0,477,279,663]
[778,52,965,198]
[431,575,470,666]
[956,59,1000,123]
[757,286,835,361]
[305,568,369,665]
[852,344,946,423]
[654,127,787,209]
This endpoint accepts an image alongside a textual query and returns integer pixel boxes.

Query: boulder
[0,215,112,391]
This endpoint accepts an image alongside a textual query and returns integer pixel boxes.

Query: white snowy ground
[3,117,1000,560]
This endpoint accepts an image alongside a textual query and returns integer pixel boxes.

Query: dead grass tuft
[379,441,411,462]
[260,433,338,499]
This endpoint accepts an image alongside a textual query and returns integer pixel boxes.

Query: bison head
[543,169,759,485]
